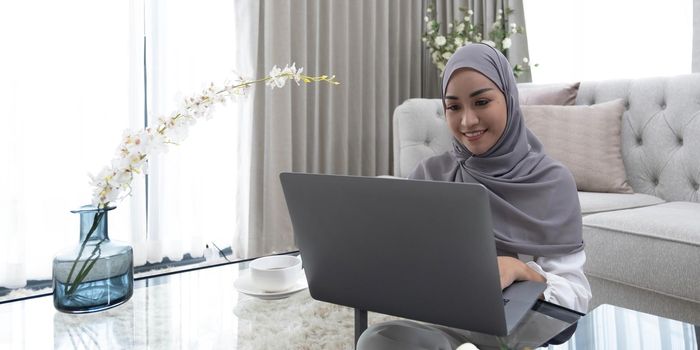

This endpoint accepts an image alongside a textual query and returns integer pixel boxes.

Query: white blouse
[522,250,592,313]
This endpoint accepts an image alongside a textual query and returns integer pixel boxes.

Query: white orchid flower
[266,65,287,89]
[90,64,339,207]
[289,63,304,85]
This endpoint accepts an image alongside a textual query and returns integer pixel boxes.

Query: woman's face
[444,68,508,156]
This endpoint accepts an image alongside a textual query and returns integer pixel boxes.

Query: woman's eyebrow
[469,88,493,97]
[444,88,493,100]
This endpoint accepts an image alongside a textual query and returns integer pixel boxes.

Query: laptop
[279,172,546,336]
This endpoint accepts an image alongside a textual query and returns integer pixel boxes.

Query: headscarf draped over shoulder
[410,43,583,257]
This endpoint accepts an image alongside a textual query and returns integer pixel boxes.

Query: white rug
[234,289,400,350]
[231,291,559,350]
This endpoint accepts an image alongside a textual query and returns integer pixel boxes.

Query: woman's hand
[497,256,546,289]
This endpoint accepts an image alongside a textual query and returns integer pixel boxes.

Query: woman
[357,43,591,349]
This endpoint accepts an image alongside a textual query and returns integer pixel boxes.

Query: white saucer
[234,270,308,300]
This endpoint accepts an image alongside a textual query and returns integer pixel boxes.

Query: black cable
[210,242,233,263]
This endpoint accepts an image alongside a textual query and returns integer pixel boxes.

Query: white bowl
[249,255,302,292]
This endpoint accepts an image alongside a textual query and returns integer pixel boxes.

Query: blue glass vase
[52,205,133,313]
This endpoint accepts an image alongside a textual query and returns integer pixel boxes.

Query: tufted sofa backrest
[392,74,700,202]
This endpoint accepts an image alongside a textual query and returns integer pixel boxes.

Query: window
[0,0,248,295]
[0,1,137,289]
[523,0,692,83]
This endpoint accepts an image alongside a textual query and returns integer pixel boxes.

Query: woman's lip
[463,129,487,142]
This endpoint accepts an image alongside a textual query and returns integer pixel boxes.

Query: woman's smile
[462,129,488,142]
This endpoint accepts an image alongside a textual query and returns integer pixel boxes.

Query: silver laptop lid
[280,172,509,335]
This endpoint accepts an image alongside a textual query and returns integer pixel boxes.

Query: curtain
[145,0,245,264]
[693,0,700,72]
[0,0,251,290]
[0,0,531,290]
[0,0,143,289]
[238,0,424,258]
[421,0,530,98]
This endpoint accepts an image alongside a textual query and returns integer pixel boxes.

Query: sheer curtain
[145,0,250,264]
[0,0,251,290]
[0,0,142,289]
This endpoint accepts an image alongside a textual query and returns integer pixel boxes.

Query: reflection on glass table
[0,254,697,349]
[550,304,699,350]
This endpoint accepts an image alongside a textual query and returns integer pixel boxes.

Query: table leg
[355,308,368,349]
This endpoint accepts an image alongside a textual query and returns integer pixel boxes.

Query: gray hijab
[409,43,583,257]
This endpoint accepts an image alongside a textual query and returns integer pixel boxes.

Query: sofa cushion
[578,191,665,215]
[518,82,580,105]
[522,99,634,193]
[582,202,700,302]
[576,75,700,203]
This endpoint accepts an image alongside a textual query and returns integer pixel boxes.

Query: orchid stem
[63,211,105,296]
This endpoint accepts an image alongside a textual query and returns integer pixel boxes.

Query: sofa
[391,74,700,325]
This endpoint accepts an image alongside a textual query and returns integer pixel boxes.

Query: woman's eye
[446,105,460,111]
[475,99,490,107]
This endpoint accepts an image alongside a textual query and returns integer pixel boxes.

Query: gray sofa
[392,74,700,324]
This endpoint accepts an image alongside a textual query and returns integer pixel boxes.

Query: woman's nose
[460,109,479,128]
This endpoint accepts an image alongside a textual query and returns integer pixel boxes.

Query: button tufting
[678,137,683,146]
[652,178,659,186]
[694,181,700,191]
[624,101,630,109]
[660,102,667,109]
[636,136,643,145]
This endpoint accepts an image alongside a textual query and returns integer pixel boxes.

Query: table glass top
[0,256,697,349]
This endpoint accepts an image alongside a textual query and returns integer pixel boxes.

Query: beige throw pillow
[518,82,580,106]
[521,99,634,193]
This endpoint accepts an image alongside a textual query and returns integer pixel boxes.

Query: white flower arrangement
[90,63,338,208]
[62,64,338,297]
[422,2,537,77]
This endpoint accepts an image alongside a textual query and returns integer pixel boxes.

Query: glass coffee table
[0,254,697,349]
[556,304,698,350]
